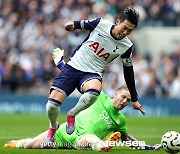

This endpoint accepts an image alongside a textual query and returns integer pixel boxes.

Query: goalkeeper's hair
[119,7,139,27]
[116,85,129,92]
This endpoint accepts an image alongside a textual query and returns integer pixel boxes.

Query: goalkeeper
[4,48,160,151]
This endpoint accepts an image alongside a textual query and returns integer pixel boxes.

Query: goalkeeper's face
[112,89,131,110]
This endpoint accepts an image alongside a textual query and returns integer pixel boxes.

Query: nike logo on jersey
[89,42,110,61]
[98,33,106,38]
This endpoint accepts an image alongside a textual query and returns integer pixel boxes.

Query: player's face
[112,89,131,110]
[112,19,135,40]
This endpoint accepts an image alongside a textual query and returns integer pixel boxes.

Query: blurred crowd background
[0,0,180,99]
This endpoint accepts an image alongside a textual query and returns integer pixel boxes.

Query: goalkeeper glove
[52,47,65,69]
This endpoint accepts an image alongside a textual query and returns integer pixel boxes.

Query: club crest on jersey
[89,42,110,61]
[113,45,119,52]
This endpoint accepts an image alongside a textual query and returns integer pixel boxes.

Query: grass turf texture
[0,114,179,154]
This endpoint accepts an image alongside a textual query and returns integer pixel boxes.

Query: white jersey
[67,18,133,77]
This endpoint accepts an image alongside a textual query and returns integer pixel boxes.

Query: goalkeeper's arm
[52,48,65,70]
[121,133,161,150]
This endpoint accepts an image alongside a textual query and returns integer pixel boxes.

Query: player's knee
[77,135,95,149]
[81,89,100,105]
[77,134,103,151]
[86,89,100,100]
[46,98,61,115]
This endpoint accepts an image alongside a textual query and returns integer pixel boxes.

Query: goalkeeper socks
[16,139,31,148]
[16,140,24,148]
[46,98,61,139]
[70,89,100,115]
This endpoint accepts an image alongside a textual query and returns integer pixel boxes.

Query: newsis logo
[99,110,112,129]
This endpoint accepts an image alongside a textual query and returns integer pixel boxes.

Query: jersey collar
[110,24,119,40]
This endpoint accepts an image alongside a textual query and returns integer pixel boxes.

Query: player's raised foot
[66,111,75,135]
[105,132,121,151]
[4,140,18,148]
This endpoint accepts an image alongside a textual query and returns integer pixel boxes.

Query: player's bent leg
[76,134,104,151]
[23,131,56,149]
[66,79,101,135]
[66,88,100,135]
[75,132,121,152]
[46,90,65,141]
[70,78,102,116]
[69,89,100,116]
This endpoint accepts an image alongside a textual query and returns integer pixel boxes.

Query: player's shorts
[54,123,80,149]
[50,64,102,97]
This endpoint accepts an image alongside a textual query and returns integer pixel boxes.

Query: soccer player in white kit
[46,7,146,142]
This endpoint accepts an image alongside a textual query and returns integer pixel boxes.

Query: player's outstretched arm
[65,18,101,32]
[121,47,146,115]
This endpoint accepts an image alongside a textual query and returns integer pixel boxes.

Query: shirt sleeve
[121,46,138,102]
[121,46,133,66]
[73,18,101,31]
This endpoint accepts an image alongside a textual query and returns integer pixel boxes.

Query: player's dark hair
[120,7,139,27]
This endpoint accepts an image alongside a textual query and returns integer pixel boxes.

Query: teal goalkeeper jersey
[75,92,128,139]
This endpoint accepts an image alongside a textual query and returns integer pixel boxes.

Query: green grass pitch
[0,114,179,154]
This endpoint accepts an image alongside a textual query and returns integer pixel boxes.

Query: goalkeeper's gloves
[52,47,65,69]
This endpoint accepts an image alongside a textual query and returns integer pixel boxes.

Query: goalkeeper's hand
[52,48,64,66]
